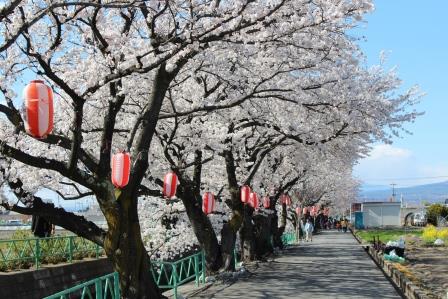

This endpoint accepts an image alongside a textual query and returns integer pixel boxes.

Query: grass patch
[356,229,423,244]
[0,230,104,271]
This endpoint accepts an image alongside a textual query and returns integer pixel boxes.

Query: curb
[351,229,429,299]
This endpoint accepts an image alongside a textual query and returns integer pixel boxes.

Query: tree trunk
[107,230,162,299]
[240,206,256,261]
[221,147,247,268]
[220,211,243,271]
[271,210,284,249]
[274,203,288,248]
[178,183,222,272]
[253,213,273,258]
[102,192,164,299]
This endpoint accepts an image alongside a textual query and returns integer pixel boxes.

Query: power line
[391,183,397,198]
[358,175,448,182]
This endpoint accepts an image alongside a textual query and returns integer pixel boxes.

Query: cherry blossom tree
[2,1,354,297]
[0,1,422,298]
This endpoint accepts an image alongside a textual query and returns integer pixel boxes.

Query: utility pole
[390,183,397,202]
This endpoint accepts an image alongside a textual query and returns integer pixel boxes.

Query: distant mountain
[360,184,389,192]
[359,181,448,203]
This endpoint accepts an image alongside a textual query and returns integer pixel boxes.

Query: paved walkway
[190,230,402,299]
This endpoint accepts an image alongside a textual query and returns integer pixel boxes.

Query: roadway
[190,230,402,299]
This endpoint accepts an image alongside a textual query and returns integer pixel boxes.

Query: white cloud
[355,144,448,187]
[355,144,414,185]
[420,165,448,178]
[365,144,412,160]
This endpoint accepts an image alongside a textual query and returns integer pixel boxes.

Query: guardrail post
[233,247,238,268]
[68,236,74,263]
[194,253,199,287]
[113,272,120,299]
[95,278,103,299]
[201,251,206,284]
[35,238,40,270]
[172,263,178,299]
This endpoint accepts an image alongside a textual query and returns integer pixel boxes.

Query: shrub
[0,232,104,271]
[438,228,448,241]
[10,230,34,240]
[422,225,438,243]
[426,204,448,226]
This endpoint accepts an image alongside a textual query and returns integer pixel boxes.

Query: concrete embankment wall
[366,246,429,299]
[0,258,113,299]
[351,230,428,299]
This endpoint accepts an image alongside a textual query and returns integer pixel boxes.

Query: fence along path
[0,235,103,271]
[191,230,402,299]
[43,251,207,299]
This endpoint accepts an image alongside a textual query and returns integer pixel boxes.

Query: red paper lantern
[202,192,215,215]
[240,185,251,204]
[111,152,131,188]
[263,196,270,209]
[249,192,259,209]
[22,80,54,138]
[281,194,291,206]
[296,207,301,216]
[163,172,178,198]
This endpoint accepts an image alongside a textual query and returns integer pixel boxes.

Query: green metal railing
[44,251,206,299]
[43,272,119,299]
[0,235,104,271]
[281,232,297,245]
[233,247,240,268]
[151,251,205,298]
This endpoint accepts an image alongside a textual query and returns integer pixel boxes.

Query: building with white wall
[362,202,401,227]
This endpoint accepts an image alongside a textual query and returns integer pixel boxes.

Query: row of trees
[0,1,421,298]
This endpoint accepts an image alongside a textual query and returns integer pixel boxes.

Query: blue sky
[353,0,448,187]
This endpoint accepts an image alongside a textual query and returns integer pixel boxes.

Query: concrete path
[190,230,402,299]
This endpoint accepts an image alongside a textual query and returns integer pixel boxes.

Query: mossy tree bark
[253,213,273,258]
[221,147,246,270]
[240,206,256,261]
[97,63,176,299]
[102,191,163,299]
[177,180,222,272]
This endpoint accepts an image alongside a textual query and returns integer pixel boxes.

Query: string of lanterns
[21,81,328,217]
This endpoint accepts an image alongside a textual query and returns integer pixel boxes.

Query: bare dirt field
[400,242,448,299]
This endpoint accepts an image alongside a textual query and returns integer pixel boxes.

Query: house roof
[362,201,401,205]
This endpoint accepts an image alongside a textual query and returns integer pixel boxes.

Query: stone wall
[0,258,113,299]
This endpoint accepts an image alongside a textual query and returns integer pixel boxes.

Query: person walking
[299,219,305,241]
[341,218,348,233]
[304,218,314,242]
